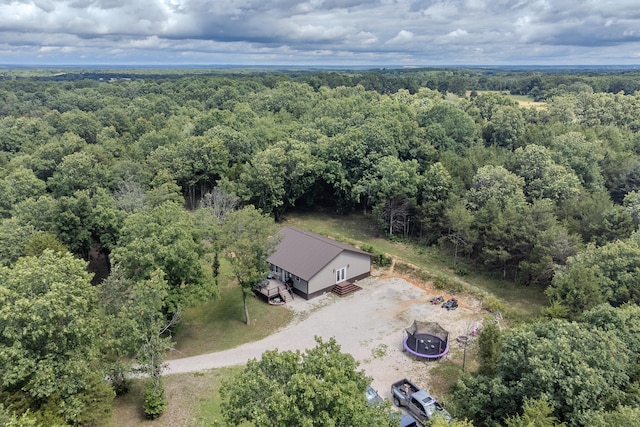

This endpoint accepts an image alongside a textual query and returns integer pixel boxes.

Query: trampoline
[403,320,449,359]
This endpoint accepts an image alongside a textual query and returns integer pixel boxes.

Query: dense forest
[1,68,639,426]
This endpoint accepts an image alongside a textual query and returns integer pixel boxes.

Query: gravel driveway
[165,276,483,399]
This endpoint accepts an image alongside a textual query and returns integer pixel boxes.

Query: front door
[335,266,347,284]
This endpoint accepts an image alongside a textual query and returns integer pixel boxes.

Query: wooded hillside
[1,68,639,425]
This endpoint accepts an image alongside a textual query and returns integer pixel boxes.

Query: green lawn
[110,367,245,427]
[169,260,294,358]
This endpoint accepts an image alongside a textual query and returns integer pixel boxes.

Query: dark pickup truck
[390,378,451,424]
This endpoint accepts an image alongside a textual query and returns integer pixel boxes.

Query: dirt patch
[165,275,487,402]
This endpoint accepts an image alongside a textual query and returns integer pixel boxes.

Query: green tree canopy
[0,167,47,217]
[547,234,640,316]
[220,337,394,427]
[419,102,478,153]
[221,205,277,325]
[0,250,113,425]
[110,201,210,312]
[453,314,636,427]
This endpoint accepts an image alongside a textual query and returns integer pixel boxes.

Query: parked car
[391,411,419,427]
[365,385,383,405]
[391,378,451,424]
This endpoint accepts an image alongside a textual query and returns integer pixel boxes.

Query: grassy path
[283,210,546,318]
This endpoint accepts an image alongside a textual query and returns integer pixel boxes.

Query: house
[267,227,372,299]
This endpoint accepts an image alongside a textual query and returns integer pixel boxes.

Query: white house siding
[308,251,371,296]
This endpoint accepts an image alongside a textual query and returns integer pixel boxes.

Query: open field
[507,93,547,109]
[466,90,547,109]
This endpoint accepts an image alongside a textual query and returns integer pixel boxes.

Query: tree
[143,170,184,208]
[464,166,531,277]
[0,250,113,425]
[473,198,531,278]
[419,102,478,154]
[442,199,477,266]
[239,139,317,220]
[220,337,394,427]
[0,167,47,217]
[588,406,640,427]
[23,231,68,258]
[125,272,176,419]
[52,190,95,258]
[0,404,38,427]
[518,221,581,287]
[99,268,177,418]
[112,178,146,213]
[51,109,100,144]
[505,395,567,427]
[545,262,603,319]
[454,318,633,427]
[551,132,604,190]
[623,190,640,227]
[0,219,36,267]
[198,187,239,224]
[197,187,238,286]
[477,317,501,376]
[566,190,635,245]
[357,156,420,237]
[147,135,229,208]
[511,144,582,204]
[420,162,453,211]
[47,151,105,197]
[465,165,526,211]
[221,205,277,325]
[110,201,211,313]
[546,235,640,316]
[483,105,526,150]
[91,187,126,253]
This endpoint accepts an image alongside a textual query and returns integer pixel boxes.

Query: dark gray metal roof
[267,227,371,281]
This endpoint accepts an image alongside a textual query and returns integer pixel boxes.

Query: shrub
[143,382,167,420]
[482,296,505,313]
[393,262,416,275]
[363,244,392,267]
[106,362,131,396]
[360,244,375,254]
[434,275,464,293]
[434,275,448,290]
[375,253,392,267]
[455,266,468,276]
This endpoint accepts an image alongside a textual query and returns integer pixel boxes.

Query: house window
[336,266,347,284]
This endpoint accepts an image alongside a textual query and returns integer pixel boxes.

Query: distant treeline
[3,66,640,99]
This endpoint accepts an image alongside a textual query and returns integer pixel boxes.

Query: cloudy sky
[1,0,639,66]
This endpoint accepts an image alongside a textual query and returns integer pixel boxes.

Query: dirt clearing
[165,275,486,400]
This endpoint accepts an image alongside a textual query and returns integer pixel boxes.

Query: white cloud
[0,0,639,64]
[446,28,468,37]
[387,30,414,44]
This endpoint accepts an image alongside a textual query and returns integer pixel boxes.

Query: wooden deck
[254,279,294,305]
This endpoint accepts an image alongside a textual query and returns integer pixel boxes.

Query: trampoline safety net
[405,320,449,342]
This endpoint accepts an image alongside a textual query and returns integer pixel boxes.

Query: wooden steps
[332,281,362,297]
[279,287,294,303]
